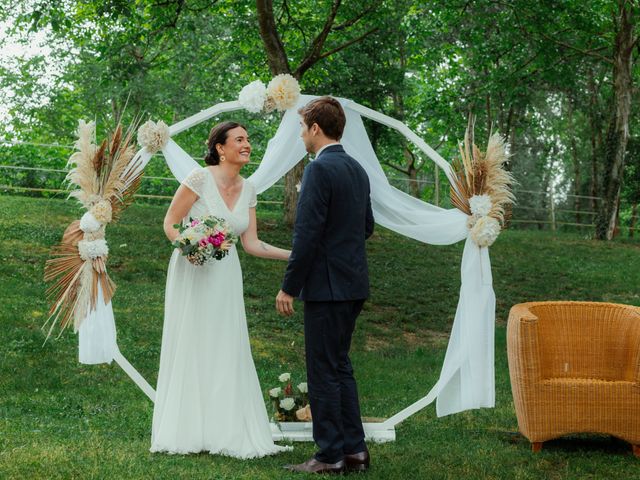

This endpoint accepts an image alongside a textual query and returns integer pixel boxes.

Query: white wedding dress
[151,166,290,458]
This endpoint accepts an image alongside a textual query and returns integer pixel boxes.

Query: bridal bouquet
[268,372,311,422]
[172,216,237,265]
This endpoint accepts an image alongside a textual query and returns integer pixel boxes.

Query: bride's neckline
[205,166,245,213]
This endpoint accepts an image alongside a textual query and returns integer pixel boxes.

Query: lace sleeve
[182,167,206,197]
[247,181,257,208]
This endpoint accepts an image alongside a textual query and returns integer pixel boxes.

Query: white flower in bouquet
[280,397,296,411]
[138,120,170,154]
[79,211,102,233]
[269,387,282,398]
[470,216,501,248]
[78,239,109,260]
[297,382,308,393]
[469,194,493,217]
[90,200,113,224]
[279,372,291,382]
[238,80,267,113]
[267,74,300,111]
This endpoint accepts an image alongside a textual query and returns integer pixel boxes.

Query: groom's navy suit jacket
[282,144,374,301]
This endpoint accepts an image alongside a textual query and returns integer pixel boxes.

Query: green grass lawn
[1,194,639,479]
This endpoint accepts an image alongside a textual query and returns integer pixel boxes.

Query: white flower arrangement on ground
[268,372,311,422]
[450,127,516,248]
[238,74,301,114]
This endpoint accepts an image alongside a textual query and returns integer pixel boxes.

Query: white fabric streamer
[78,279,117,364]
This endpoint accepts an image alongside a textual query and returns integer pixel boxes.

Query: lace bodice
[181,167,257,236]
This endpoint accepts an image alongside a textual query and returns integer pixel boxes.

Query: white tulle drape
[81,94,495,419]
[78,279,117,364]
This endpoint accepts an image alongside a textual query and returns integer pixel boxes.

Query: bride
[151,121,292,458]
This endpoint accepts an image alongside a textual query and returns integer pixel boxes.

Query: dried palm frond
[44,117,144,339]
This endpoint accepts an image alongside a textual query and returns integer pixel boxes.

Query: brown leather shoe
[284,457,345,474]
[344,449,370,472]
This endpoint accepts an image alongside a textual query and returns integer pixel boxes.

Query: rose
[269,387,282,398]
[297,382,308,394]
[79,211,102,233]
[469,194,493,217]
[278,372,291,382]
[470,216,501,248]
[238,80,268,113]
[209,232,225,248]
[90,200,112,224]
[266,74,300,111]
[190,219,201,227]
[280,398,296,411]
[78,239,109,261]
[137,120,170,154]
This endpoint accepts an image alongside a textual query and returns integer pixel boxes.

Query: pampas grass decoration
[44,117,143,340]
[450,123,516,246]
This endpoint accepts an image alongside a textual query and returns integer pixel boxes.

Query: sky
[0,18,65,137]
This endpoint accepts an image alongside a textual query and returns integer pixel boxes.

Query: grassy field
[1,194,639,480]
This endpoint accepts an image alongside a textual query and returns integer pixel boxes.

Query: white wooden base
[270,422,396,443]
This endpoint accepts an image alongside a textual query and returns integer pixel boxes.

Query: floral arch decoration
[46,75,514,442]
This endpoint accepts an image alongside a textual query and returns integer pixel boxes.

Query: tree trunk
[255,0,354,226]
[567,95,582,224]
[595,2,636,240]
[256,0,300,226]
[588,68,602,214]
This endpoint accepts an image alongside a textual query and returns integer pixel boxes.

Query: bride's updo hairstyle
[204,121,246,165]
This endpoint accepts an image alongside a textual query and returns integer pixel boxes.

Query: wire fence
[0,140,636,236]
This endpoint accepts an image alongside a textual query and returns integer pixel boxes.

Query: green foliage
[1,1,638,223]
[1,195,640,478]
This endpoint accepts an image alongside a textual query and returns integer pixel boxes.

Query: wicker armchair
[507,301,640,456]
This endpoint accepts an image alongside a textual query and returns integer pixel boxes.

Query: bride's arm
[241,208,291,260]
[163,185,198,242]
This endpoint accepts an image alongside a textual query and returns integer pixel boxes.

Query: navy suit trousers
[304,300,367,463]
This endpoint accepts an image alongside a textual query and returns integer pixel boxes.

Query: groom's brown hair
[298,96,346,141]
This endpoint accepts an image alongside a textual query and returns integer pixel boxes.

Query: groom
[276,96,374,474]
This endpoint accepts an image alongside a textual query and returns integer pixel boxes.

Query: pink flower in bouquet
[198,238,208,248]
[190,219,201,227]
[210,232,225,247]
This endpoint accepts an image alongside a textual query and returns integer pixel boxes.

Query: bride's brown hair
[204,121,246,165]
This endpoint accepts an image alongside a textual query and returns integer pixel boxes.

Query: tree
[254,0,380,225]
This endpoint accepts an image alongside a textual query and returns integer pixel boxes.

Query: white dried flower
[138,120,170,154]
[470,216,501,248]
[278,372,291,383]
[78,239,109,261]
[297,382,308,393]
[238,80,267,113]
[267,74,300,111]
[469,194,493,217]
[280,397,296,411]
[90,200,112,224]
[269,387,282,398]
[79,211,102,233]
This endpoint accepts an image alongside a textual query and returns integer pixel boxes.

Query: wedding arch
[57,86,507,442]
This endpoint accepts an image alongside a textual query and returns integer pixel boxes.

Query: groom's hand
[276,290,295,316]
